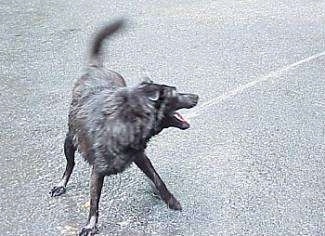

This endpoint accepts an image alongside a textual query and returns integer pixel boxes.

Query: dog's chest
[93,149,140,175]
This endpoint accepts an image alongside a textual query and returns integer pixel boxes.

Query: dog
[50,19,198,236]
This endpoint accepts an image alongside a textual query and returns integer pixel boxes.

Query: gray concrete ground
[1,0,325,235]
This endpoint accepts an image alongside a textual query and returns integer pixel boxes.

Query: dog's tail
[89,19,125,67]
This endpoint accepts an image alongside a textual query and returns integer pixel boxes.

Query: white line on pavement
[185,50,325,119]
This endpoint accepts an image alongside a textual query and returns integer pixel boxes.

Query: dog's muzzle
[168,93,199,130]
[176,93,199,110]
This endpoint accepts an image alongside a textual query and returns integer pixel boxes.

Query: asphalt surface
[1,0,325,235]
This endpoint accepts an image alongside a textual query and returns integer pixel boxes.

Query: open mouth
[172,111,190,129]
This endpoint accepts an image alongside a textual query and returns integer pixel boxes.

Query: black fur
[50,19,198,236]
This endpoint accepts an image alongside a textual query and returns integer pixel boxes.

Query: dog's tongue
[174,112,187,123]
[173,112,190,129]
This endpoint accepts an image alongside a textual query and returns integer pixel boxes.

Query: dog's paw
[79,226,98,236]
[50,186,66,197]
[167,196,182,211]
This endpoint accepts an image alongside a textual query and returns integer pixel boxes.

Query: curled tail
[89,19,125,67]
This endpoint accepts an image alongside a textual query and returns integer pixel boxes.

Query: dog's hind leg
[79,167,104,236]
[51,132,76,197]
[135,154,182,210]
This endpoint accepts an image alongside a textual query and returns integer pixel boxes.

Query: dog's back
[71,67,125,111]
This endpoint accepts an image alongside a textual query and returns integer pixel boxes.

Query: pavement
[1,0,324,235]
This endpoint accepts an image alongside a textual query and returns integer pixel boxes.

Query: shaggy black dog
[50,19,198,236]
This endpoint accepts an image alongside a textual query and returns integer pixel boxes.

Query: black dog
[50,19,198,236]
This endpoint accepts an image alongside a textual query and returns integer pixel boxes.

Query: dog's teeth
[174,112,186,122]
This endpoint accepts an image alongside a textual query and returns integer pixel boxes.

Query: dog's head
[137,78,199,135]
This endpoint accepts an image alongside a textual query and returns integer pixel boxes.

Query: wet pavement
[1,0,324,235]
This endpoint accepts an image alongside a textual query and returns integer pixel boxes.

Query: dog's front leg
[135,154,182,210]
[80,167,104,236]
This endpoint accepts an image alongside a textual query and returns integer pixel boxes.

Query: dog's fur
[50,19,198,236]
